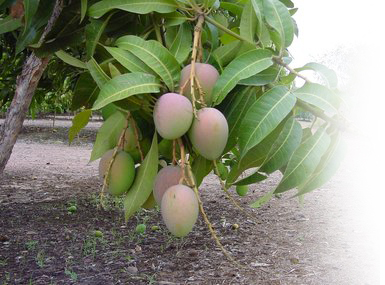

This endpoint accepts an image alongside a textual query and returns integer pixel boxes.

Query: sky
[289,1,384,282]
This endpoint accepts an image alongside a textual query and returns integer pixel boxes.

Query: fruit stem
[184,158,237,264]
[172,139,177,166]
[177,138,187,184]
[189,15,205,117]
[213,160,259,224]
[100,112,132,208]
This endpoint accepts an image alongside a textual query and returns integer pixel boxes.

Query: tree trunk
[0,0,63,175]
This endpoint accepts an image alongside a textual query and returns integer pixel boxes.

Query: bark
[0,0,63,175]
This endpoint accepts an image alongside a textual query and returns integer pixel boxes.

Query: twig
[273,56,311,83]
[177,138,187,184]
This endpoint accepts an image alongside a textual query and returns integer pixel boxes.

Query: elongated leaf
[89,0,178,19]
[86,15,112,60]
[104,46,155,74]
[263,0,294,48]
[212,49,273,105]
[169,23,192,64]
[223,87,256,153]
[275,126,331,193]
[296,133,345,195]
[162,11,188,27]
[259,117,302,173]
[87,57,111,88]
[23,0,39,33]
[294,83,340,115]
[233,171,267,186]
[90,111,126,162]
[240,0,257,42]
[71,73,99,111]
[251,0,263,40]
[55,50,87,69]
[80,0,87,22]
[220,2,243,17]
[239,86,296,157]
[116,35,180,91]
[92,73,161,110]
[0,15,22,34]
[124,134,158,221]
[239,66,280,86]
[296,62,338,89]
[68,109,92,143]
[226,120,285,185]
[191,155,213,187]
[212,40,242,68]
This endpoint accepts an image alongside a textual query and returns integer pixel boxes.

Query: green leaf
[263,0,294,49]
[191,155,213,187]
[169,23,192,64]
[240,0,257,42]
[0,15,22,35]
[296,132,345,195]
[116,35,180,91]
[296,62,338,89]
[279,0,294,8]
[89,0,178,19]
[86,57,111,89]
[259,117,302,173]
[104,46,155,74]
[162,11,188,27]
[239,66,280,86]
[294,83,340,116]
[223,87,256,153]
[90,111,126,162]
[275,126,331,193]
[68,109,92,143]
[23,0,39,33]
[212,48,273,105]
[71,73,99,111]
[92,73,161,110]
[239,86,296,157]
[124,133,158,221]
[85,15,112,60]
[80,0,87,23]
[233,171,267,186]
[55,50,87,69]
[226,120,285,185]
[212,40,242,68]
[220,2,243,17]
[108,62,121,78]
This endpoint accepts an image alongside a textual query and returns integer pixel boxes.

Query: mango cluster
[153,63,229,161]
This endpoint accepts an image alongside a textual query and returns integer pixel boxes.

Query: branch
[273,56,312,83]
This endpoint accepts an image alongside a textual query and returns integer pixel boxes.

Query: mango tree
[0,0,345,261]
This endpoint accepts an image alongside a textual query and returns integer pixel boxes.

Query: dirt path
[0,121,381,284]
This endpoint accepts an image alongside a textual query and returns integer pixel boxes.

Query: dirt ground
[0,118,382,284]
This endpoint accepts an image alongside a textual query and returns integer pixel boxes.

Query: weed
[36,250,45,268]
[64,268,78,282]
[25,240,38,251]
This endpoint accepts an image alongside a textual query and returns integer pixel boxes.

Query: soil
[0,118,381,285]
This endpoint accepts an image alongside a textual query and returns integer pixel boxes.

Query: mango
[153,165,182,205]
[188,108,228,160]
[161,185,199,237]
[179,63,219,106]
[153,93,193,140]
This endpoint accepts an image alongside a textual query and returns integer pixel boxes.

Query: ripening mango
[153,93,193,140]
[153,165,182,205]
[188,108,229,160]
[179,63,219,106]
[161,185,199,237]
[98,150,135,196]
